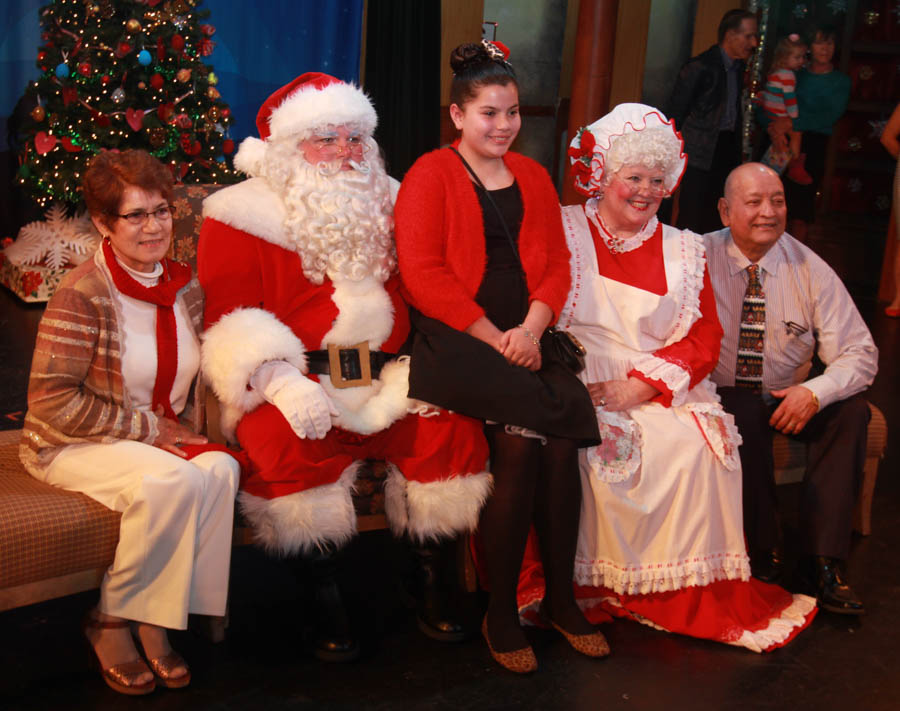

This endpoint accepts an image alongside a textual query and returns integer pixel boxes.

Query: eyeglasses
[613,174,668,198]
[111,205,175,226]
[306,135,368,158]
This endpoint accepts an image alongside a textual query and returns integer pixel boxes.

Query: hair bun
[450,40,511,75]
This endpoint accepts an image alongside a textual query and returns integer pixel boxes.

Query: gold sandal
[144,650,191,689]
[83,614,156,696]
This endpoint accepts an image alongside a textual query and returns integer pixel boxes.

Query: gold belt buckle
[326,342,372,389]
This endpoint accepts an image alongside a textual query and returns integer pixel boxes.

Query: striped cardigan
[20,249,205,477]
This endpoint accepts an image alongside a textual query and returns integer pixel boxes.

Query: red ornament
[77,61,92,77]
[37,51,47,61]
[190,140,202,156]
[198,38,214,56]
[92,111,111,128]
[34,131,57,154]
[174,112,192,129]
[200,24,216,36]
[222,138,234,154]
[221,107,231,119]
[157,102,174,122]
[116,41,132,58]
[179,133,193,152]
[61,137,82,153]
[61,86,78,106]
[101,74,111,85]
[171,34,185,51]
[150,73,164,90]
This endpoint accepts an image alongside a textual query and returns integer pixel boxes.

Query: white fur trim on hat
[233,136,267,177]
[269,81,377,142]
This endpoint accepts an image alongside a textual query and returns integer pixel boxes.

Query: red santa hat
[235,72,377,176]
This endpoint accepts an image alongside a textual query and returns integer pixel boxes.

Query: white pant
[42,441,240,629]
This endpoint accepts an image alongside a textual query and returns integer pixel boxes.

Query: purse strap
[449,146,525,269]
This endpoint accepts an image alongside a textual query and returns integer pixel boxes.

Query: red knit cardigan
[394,144,571,332]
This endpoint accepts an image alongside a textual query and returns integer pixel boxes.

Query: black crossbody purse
[450,147,587,374]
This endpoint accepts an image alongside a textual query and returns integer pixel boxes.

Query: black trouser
[668,129,742,235]
[718,387,869,560]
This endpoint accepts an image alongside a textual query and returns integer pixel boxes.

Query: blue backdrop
[0,0,364,151]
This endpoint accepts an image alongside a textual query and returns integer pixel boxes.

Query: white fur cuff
[384,467,493,543]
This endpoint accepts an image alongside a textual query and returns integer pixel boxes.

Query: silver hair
[602,127,683,193]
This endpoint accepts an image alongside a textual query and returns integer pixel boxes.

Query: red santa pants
[236,403,489,499]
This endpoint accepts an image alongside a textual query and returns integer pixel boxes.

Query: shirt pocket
[773,315,815,367]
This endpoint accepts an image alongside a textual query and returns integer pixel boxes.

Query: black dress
[407,181,599,445]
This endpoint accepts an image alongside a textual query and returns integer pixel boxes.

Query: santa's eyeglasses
[307,134,369,158]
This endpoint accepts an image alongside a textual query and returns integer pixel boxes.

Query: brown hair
[717,9,756,43]
[82,150,173,229]
[449,42,517,109]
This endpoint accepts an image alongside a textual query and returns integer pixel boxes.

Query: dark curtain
[363,0,440,181]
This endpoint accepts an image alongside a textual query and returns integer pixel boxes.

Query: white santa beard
[278,155,397,285]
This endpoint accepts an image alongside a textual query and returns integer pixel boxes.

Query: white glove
[250,360,338,440]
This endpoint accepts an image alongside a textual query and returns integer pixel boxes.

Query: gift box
[0,251,72,302]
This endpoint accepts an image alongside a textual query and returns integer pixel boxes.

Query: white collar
[586,200,658,254]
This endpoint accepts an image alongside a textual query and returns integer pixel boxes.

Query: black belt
[306,343,396,389]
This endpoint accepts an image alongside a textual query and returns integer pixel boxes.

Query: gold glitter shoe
[481,615,538,674]
[83,614,156,696]
[144,650,191,689]
[539,602,610,658]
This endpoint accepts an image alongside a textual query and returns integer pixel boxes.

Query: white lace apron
[559,204,748,595]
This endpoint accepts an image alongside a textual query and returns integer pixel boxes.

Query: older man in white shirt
[704,163,877,615]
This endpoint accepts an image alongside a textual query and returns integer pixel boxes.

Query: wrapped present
[0,251,72,302]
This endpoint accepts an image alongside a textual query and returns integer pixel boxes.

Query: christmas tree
[15,0,240,211]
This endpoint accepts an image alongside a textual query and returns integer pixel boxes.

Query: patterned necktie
[735,264,765,391]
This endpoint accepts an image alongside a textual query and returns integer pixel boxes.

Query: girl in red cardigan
[394,41,604,673]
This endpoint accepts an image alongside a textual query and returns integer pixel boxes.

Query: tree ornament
[179,133,193,152]
[111,86,126,104]
[77,61,92,77]
[148,127,167,147]
[138,49,152,66]
[37,51,47,62]
[200,24,216,36]
[125,108,145,131]
[55,63,70,79]
[174,112,192,129]
[34,131,58,155]
[222,138,234,154]
[207,71,218,85]
[176,68,192,83]
[171,34,185,51]
[101,74,111,85]
[88,5,100,16]
[150,73,165,90]
[138,81,147,89]
[158,102,175,122]
[207,87,220,100]
[171,0,190,14]
[30,105,46,122]
[61,87,78,106]
[116,41,132,58]
[60,137,82,153]
[221,107,231,119]
[206,106,221,123]
[126,19,142,33]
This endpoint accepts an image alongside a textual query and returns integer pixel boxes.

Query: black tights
[479,426,593,651]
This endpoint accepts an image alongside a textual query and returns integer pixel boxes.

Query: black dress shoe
[413,544,468,643]
[750,548,784,584]
[810,556,865,616]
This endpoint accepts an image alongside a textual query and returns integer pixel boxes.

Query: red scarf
[102,238,191,421]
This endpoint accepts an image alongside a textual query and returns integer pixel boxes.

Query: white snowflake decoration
[828,0,847,14]
[4,204,100,270]
[869,119,888,139]
[848,177,863,193]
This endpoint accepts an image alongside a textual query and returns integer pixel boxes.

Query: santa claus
[197,73,491,660]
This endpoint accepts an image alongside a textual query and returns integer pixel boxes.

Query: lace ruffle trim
[665,230,707,346]
[725,594,818,653]
[573,550,751,596]
[632,354,691,406]
[586,205,658,254]
[685,400,743,471]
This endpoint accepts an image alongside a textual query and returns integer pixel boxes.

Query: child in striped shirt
[760,34,812,184]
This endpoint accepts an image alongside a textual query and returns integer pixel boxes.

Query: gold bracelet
[518,324,541,350]
[809,389,819,412]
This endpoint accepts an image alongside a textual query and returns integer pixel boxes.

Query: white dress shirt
[703,228,878,410]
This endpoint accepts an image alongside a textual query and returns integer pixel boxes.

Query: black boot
[413,542,467,642]
[307,550,361,662]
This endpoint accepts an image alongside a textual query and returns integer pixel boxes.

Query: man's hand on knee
[769,385,819,434]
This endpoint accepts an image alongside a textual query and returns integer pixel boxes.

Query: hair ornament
[481,39,511,62]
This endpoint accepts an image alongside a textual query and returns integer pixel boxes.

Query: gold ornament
[138,81,146,89]
[126,19,141,33]
[176,68,192,83]
[30,105,46,122]
[148,127,167,147]
[207,87,220,100]
[207,72,218,86]
[206,106,221,123]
